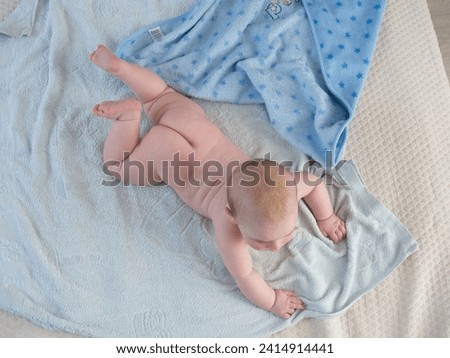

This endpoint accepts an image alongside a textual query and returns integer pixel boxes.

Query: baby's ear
[224,205,238,224]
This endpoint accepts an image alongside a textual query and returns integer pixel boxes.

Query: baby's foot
[89,44,122,74]
[92,99,141,121]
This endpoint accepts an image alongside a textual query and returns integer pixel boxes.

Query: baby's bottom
[90,45,220,186]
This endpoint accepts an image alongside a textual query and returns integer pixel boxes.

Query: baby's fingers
[284,290,297,297]
[291,301,305,310]
[290,296,306,309]
[334,230,343,243]
[331,223,347,243]
[329,230,340,243]
[287,292,304,303]
[339,221,347,238]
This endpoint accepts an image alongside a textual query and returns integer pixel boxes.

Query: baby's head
[226,159,298,251]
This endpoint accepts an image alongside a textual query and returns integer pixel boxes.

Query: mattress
[0,0,449,337]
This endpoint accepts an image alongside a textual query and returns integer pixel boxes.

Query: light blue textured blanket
[117,0,387,166]
[0,1,416,337]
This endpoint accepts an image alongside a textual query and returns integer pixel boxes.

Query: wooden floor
[427,0,450,80]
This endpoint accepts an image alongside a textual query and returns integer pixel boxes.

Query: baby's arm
[216,233,275,309]
[294,172,346,243]
[214,216,304,318]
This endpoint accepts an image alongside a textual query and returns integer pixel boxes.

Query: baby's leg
[93,99,196,187]
[89,45,168,104]
[89,45,224,151]
[93,99,163,186]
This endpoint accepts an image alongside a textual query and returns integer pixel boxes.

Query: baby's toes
[92,104,102,115]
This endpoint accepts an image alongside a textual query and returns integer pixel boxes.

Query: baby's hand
[317,213,346,243]
[270,289,305,319]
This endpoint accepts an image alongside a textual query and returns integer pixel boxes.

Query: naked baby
[89,45,346,319]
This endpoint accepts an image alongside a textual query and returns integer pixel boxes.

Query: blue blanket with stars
[117,0,387,166]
